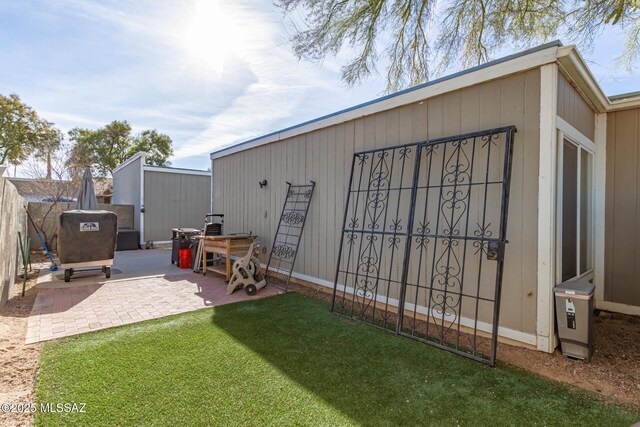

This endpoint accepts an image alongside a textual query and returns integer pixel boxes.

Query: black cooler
[58,210,118,282]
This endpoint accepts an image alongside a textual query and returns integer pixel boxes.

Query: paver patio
[25,250,279,344]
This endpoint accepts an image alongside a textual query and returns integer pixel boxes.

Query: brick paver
[26,273,279,344]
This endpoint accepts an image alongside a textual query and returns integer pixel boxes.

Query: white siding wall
[112,157,142,231]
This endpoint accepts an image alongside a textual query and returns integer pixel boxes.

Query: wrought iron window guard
[331,126,516,366]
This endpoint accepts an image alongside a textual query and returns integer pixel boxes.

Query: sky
[1,0,638,175]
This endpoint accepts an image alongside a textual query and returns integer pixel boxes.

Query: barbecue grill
[58,210,118,282]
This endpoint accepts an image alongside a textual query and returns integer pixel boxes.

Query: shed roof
[113,152,210,176]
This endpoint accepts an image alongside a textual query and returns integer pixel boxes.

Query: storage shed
[210,41,640,354]
[113,152,211,245]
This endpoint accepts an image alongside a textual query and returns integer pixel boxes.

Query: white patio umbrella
[75,166,98,210]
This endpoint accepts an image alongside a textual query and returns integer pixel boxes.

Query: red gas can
[179,248,191,269]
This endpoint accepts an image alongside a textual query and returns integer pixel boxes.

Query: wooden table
[198,235,258,281]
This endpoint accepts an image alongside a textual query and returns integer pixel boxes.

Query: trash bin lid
[553,279,595,296]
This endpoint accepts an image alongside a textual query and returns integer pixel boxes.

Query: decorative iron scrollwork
[348,217,360,229]
[481,133,500,147]
[358,235,379,276]
[281,211,305,225]
[473,223,494,255]
[346,232,358,245]
[388,236,401,249]
[365,151,390,230]
[416,221,430,234]
[355,278,375,317]
[356,153,369,165]
[415,236,429,249]
[272,244,296,259]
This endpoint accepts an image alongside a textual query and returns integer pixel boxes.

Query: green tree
[277,0,640,93]
[0,93,62,166]
[68,120,173,177]
[130,129,173,167]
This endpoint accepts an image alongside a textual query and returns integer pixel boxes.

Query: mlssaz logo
[79,222,100,232]
[40,403,86,413]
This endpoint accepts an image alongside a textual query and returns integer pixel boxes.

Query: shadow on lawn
[210,293,445,424]
[208,292,639,426]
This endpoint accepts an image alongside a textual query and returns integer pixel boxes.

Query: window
[556,134,594,283]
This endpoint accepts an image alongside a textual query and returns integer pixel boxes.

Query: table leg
[202,243,207,275]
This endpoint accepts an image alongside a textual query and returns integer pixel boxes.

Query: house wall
[557,72,595,140]
[605,106,640,307]
[112,157,142,231]
[212,69,541,339]
[143,170,211,242]
[0,178,28,306]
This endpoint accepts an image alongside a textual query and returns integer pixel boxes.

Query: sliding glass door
[557,135,594,283]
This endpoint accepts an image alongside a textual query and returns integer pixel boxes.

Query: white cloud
[172,0,338,159]
[5,0,638,179]
[39,111,104,132]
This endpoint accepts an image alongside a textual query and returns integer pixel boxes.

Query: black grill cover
[58,210,118,264]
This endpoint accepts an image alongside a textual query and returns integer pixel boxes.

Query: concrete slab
[37,249,190,288]
[27,248,281,343]
[26,272,280,344]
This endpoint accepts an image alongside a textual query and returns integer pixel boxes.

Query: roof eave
[556,46,609,113]
[113,151,146,175]
[557,46,640,113]
[609,92,640,111]
[142,165,210,176]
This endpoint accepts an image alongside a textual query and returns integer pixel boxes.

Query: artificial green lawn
[36,293,639,426]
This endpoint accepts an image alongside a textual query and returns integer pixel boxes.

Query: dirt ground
[499,310,640,405]
[287,280,640,406]
[0,265,42,427]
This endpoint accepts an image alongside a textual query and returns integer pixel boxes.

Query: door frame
[537,63,604,353]
[555,117,596,285]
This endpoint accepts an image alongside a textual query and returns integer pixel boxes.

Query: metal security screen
[265,182,315,291]
[331,144,417,331]
[331,126,515,365]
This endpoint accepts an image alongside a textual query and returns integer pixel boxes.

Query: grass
[36,293,639,426]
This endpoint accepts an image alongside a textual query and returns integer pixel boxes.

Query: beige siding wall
[605,107,640,306]
[213,70,541,335]
[143,171,211,242]
[557,72,595,140]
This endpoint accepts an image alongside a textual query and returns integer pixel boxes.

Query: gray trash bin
[553,279,595,361]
